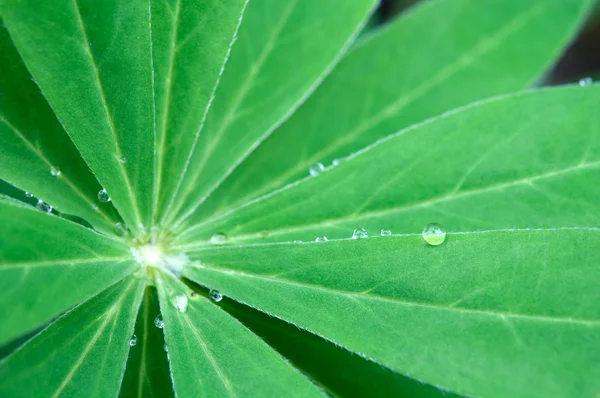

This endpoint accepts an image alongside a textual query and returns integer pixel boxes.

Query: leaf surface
[160,0,378,229]
[156,274,323,397]
[191,0,592,224]
[177,86,600,245]
[0,275,145,397]
[184,229,600,398]
[0,200,135,344]
[1,0,155,235]
[0,23,121,235]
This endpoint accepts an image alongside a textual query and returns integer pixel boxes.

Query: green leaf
[1,0,155,236]
[0,275,145,397]
[189,0,593,225]
[0,200,135,344]
[152,0,249,226]
[176,86,600,245]
[213,289,459,398]
[0,23,121,235]
[155,273,323,397]
[183,229,600,398]
[158,0,378,229]
[120,287,174,398]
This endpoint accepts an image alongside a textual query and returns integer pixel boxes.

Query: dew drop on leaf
[210,232,228,244]
[50,166,61,177]
[154,314,164,329]
[380,229,392,236]
[36,200,52,213]
[293,240,302,243]
[422,223,446,246]
[352,228,368,239]
[309,162,325,176]
[331,158,342,166]
[25,191,33,198]
[172,293,188,313]
[579,77,593,87]
[114,222,127,236]
[209,289,223,302]
[315,236,328,242]
[92,205,99,212]
[119,157,127,163]
[98,188,111,203]
[164,343,169,352]
[129,334,137,346]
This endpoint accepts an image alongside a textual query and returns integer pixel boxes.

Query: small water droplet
[422,223,446,246]
[579,77,593,87]
[352,228,368,239]
[129,335,137,346]
[92,205,99,211]
[332,158,342,167]
[154,315,164,329]
[163,343,169,352]
[293,240,302,244]
[309,163,325,176]
[209,289,223,302]
[172,293,188,313]
[380,229,392,236]
[50,167,61,177]
[25,191,33,198]
[114,222,128,236]
[119,157,127,163]
[315,236,328,242]
[36,200,52,213]
[98,188,111,203]
[210,232,228,244]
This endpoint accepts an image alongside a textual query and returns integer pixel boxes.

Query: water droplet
[293,240,302,244]
[129,334,137,346]
[154,315,164,329]
[50,167,61,177]
[210,232,228,244]
[579,77,593,87]
[172,293,188,313]
[309,163,325,176]
[36,200,52,213]
[92,205,99,212]
[422,223,446,246]
[25,191,33,198]
[163,343,169,352]
[209,289,223,302]
[114,222,128,236]
[315,236,328,242]
[98,188,111,203]
[119,157,127,163]
[332,158,342,166]
[380,229,392,236]
[352,228,368,239]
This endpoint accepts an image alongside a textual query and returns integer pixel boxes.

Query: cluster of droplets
[308,158,346,177]
[312,223,446,246]
[579,77,593,87]
[50,166,61,177]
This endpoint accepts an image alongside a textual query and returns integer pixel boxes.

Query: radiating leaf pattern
[156,274,323,397]
[184,229,600,398]
[0,200,134,344]
[188,0,593,225]
[0,275,145,397]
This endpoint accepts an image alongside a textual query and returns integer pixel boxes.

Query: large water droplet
[98,188,111,203]
[579,77,593,87]
[50,167,61,177]
[210,232,228,244]
[380,229,392,236]
[36,200,52,213]
[154,314,164,329]
[25,191,33,198]
[209,289,223,302]
[309,163,325,176]
[315,236,328,242]
[172,293,188,313]
[352,228,368,239]
[129,334,137,346]
[422,223,446,246]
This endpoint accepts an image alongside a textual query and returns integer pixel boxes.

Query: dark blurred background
[374,0,600,85]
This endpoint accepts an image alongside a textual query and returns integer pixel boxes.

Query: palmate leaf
[0,22,122,235]
[183,0,593,227]
[0,199,135,345]
[155,273,323,397]
[1,0,155,236]
[0,275,145,397]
